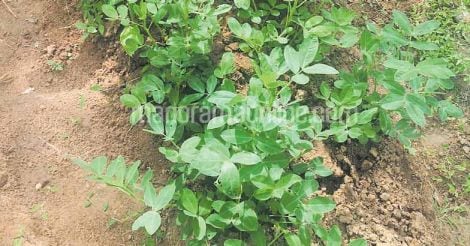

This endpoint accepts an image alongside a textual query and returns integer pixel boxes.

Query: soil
[0,1,468,246]
[0,1,166,245]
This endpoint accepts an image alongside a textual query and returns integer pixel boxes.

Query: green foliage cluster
[76,0,463,245]
[410,0,469,75]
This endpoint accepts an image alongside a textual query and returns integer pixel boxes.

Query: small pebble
[380,192,391,201]
[463,146,470,154]
[369,147,379,158]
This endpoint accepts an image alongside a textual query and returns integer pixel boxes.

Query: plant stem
[251,0,257,11]
[268,230,285,246]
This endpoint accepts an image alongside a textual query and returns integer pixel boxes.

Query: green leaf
[311,157,333,177]
[380,94,404,110]
[326,225,342,246]
[357,108,378,124]
[102,4,119,20]
[438,101,463,121]
[254,188,274,200]
[148,113,164,135]
[208,91,238,106]
[224,239,244,246]
[195,216,206,240]
[218,161,241,198]
[188,78,205,93]
[206,75,218,93]
[273,174,302,198]
[285,233,302,246]
[181,188,198,215]
[130,106,143,125]
[109,156,126,182]
[227,17,251,39]
[154,182,176,211]
[305,197,336,214]
[234,0,250,10]
[329,7,356,26]
[280,192,300,214]
[125,161,140,186]
[206,214,230,229]
[250,228,267,245]
[284,45,301,74]
[146,3,157,14]
[382,25,408,45]
[166,109,180,136]
[409,41,438,51]
[191,147,226,176]
[405,103,426,127]
[180,136,200,162]
[379,111,392,133]
[416,59,454,79]
[221,127,252,144]
[299,225,312,245]
[413,20,440,36]
[215,52,235,78]
[159,147,179,163]
[349,238,368,246]
[298,38,319,68]
[90,156,107,175]
[384,58,414,71]
[132,211,161,235]
[392,10,412,33]
[120,94,141,108]
[120,25,144,55]
[144,184,158,208]
[256,138,283,154]
[303,64,338,75]
[231,152,262,165]
[310,25,335,37]
[236,207,259,232]
[207,116,227,129]
[291,73,309,85]
[305,16,324,28]
[340,32,359,48]
[213,4,232,15]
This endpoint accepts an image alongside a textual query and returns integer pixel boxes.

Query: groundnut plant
[75,0,462,245]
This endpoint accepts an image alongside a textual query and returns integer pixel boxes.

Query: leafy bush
[76,1,463,245]
[410,0,469,74]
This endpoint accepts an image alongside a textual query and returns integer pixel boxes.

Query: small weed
[84,191,94,208]
[79,94,86,109]
[434,158,469,197]
[69,116,82,126]
[90,84,102,92]
[12,226,25,246]
[46,60,64,71]
[107,218,118,229]
[58,132,70,140]
[45,185,59,193]
[411,0,470,74]
[30,203,48,220]
[84,200,92,208]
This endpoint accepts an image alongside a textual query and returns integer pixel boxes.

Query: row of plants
[75,0,463,245]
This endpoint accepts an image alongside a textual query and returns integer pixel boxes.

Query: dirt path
[0,1,166,245]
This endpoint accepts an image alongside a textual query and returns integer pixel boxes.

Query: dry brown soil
[0,1,166,245]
